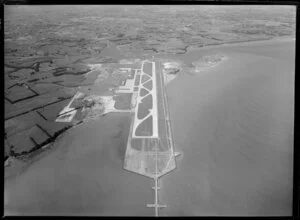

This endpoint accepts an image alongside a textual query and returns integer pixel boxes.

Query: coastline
[186,36,295,53]
[4,5,295,216]
[5,35,295,178]
[4,120,84,180]
[5,112,153,216]
[4,38,294,215]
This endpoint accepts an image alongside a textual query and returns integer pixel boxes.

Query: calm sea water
[160,39,294,216]
[4,39,295,216]
[5,114,153,216]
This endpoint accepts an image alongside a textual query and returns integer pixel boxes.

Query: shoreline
[5,35,294,179]
[191,56,228,74]
[160,35,294,81]
[186,36,295,53]
[4,120,84,180]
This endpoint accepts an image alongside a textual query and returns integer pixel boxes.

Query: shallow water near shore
[4,39,295,216]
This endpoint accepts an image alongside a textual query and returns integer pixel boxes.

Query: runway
[124,59,178,216]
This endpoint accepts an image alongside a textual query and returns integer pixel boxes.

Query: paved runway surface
[124,59,176,179]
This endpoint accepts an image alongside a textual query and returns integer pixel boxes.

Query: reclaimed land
[4,5,295,216]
